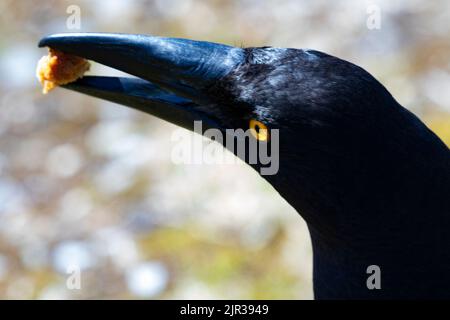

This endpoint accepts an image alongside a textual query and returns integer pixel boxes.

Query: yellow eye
[249,119,269,141]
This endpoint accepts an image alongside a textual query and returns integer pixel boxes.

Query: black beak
[38,33,244,131]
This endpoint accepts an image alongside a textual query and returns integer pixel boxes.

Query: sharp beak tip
[38,32,105,48]
[38,33,71,48]
[38,36,52,48]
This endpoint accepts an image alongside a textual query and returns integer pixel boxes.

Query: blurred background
[0,0,449,299]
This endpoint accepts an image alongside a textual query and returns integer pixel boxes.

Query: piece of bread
[36,49,90,94]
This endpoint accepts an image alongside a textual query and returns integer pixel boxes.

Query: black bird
[39,33,450,299]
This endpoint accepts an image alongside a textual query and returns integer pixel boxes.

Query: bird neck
[283,165,450,299]
[264,109,450,298]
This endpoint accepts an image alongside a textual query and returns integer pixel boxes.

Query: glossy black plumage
[39,34,450,299]
[211,47,450,298]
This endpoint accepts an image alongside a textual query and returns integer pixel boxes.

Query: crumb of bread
[36,48,90,94]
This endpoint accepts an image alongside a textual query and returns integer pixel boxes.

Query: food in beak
[36,48,90,94]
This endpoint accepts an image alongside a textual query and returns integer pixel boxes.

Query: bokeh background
[0,0,449,299]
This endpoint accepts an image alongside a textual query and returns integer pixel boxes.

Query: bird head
[38,33,448,239]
